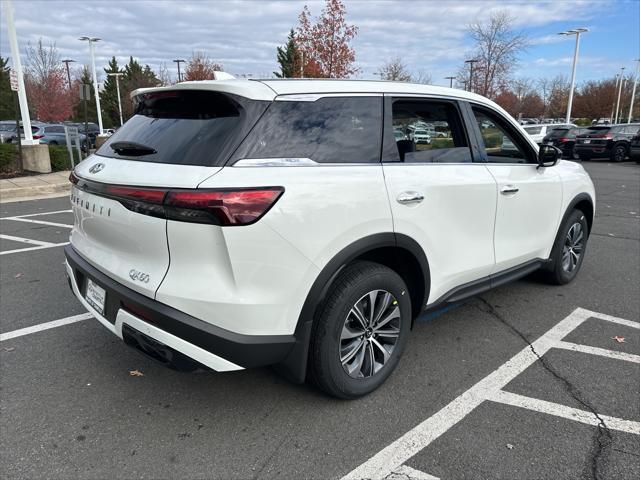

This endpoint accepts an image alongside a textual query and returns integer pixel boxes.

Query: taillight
[73,178,283,226]
[33,135,44,140]
[558,138,569,143]
[165,188,284,225]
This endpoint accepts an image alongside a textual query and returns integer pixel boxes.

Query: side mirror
[538,144,560,168]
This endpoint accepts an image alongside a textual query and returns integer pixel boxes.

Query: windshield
[96,90,268,166]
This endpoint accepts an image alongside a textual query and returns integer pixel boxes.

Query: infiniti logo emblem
[89,163,105,174]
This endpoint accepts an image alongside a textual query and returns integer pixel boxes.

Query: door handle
[397,191,424,205]
[500,185,519,195]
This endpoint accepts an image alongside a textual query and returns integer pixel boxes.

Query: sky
[1,0,639,88]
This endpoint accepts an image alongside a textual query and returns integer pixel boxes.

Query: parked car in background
[574,124,640,162]
[36,124,88,150]
[68,122,100,148]
[523,123,576,145]
[0,121,18,144]
[629,130,640,164]
[542,127,589,159]
[409,128,432,144]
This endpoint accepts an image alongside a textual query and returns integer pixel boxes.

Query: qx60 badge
[89,163,105,174]
[129,269,150,283]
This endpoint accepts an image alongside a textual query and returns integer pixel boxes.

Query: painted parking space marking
[388,465,440,479]
[0,209,72,255]
[487,390,640,435]
[342,308,640,480]
[0,234,57,247]
[555,340,640,363]
[0,209,72,219]
[0,312,93,342]
[1,217,72,229]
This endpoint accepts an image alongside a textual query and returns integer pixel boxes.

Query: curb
[0,182,71,203]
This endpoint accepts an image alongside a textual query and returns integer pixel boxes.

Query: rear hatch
[70,89,269,298]
[576,126,613,146]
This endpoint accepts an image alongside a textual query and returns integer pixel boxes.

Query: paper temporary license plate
[85,278,106,315]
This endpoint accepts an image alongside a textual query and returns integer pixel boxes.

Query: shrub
[48,145,82,171]
[0,143,19,173]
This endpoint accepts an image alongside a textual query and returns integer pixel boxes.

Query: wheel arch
[547,192,594,269]
[275,232,430,383]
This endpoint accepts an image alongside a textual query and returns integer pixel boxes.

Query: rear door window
[96,90,268,166]
[388,99,471,163]
[232,96,382,164]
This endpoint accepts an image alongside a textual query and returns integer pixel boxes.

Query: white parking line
[388,465,440,480]
[0,209,72,219]
[0,242,69,255]
[1,217,72,229]
[556,340,640,364]
[0,312,93,342]
[0,234,56,246]
[342,308,639,480]
[488,390,640,435]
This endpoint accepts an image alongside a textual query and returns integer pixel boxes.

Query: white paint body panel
[156,165,392,335]
[382,163,497,304]
[486,164,563,271]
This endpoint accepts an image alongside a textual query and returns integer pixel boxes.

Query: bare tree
[378,57,412,81]
[464,11,528,99]
[25,38,62,84]
[157,62,172,86]
[412,69,432,85]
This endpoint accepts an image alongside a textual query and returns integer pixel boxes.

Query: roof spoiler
[130,72,237,99]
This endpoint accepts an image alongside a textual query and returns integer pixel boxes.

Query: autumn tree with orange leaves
[296,0,358,78]
[184,52,223,81]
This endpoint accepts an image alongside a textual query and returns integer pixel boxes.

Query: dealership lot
[1,162,638,479]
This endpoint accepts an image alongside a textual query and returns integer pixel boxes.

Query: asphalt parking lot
[1,161,638,480]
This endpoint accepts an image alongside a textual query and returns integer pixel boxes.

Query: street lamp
[558,28,588,124]
[628,59,640,124]
[173,59,186,82]
[615,66,626,123]
[464,59,479,93]
[79,36,104,135]
[445,76,456,88]
[61,59,75,90]
[107,72,124,126]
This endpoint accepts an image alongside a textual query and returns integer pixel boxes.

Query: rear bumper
[574,144,612,157]
[64,245,296,372]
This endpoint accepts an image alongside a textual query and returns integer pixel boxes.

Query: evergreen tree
[99,56,121,128]
[0,56,15,119]
[274,29,299,78]
[121,57,160,120]
[71,66,97,124]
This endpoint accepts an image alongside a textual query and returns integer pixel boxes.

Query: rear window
[96,90,267,166]
[583,127,612,135]
[547,128,570,138]
[231,96,382,164]
[524,126,542,135]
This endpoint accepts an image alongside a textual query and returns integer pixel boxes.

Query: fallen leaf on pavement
[506,444,514,450]
[129,370,144,376]
[14,273,22,278]
[611,336,626,343]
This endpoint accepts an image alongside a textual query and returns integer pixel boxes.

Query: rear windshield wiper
[110,141,157,156]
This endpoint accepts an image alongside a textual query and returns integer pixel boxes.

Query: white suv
[66,79,595,398]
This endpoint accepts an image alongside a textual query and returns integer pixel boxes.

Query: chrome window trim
[275,93,384,102]
[233,158,319,167]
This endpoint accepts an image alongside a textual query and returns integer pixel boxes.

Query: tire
[611,143,627,162]
[542,209,589,285]
[308,261,412,399]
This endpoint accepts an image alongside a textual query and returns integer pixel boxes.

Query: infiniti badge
[89,163,105,174]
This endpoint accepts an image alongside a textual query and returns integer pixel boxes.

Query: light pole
[615,66,625,123]
[628,59,640,124]
[173,59,186,82]
[62,59,75,90]
[79,36,104,135]
[559,28,588,124]
[464,59,478,93]
[107,72,124,126]
[445,76,456,88]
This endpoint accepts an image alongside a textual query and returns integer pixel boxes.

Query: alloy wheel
[339,289,401,378]
[562,222,584,273]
